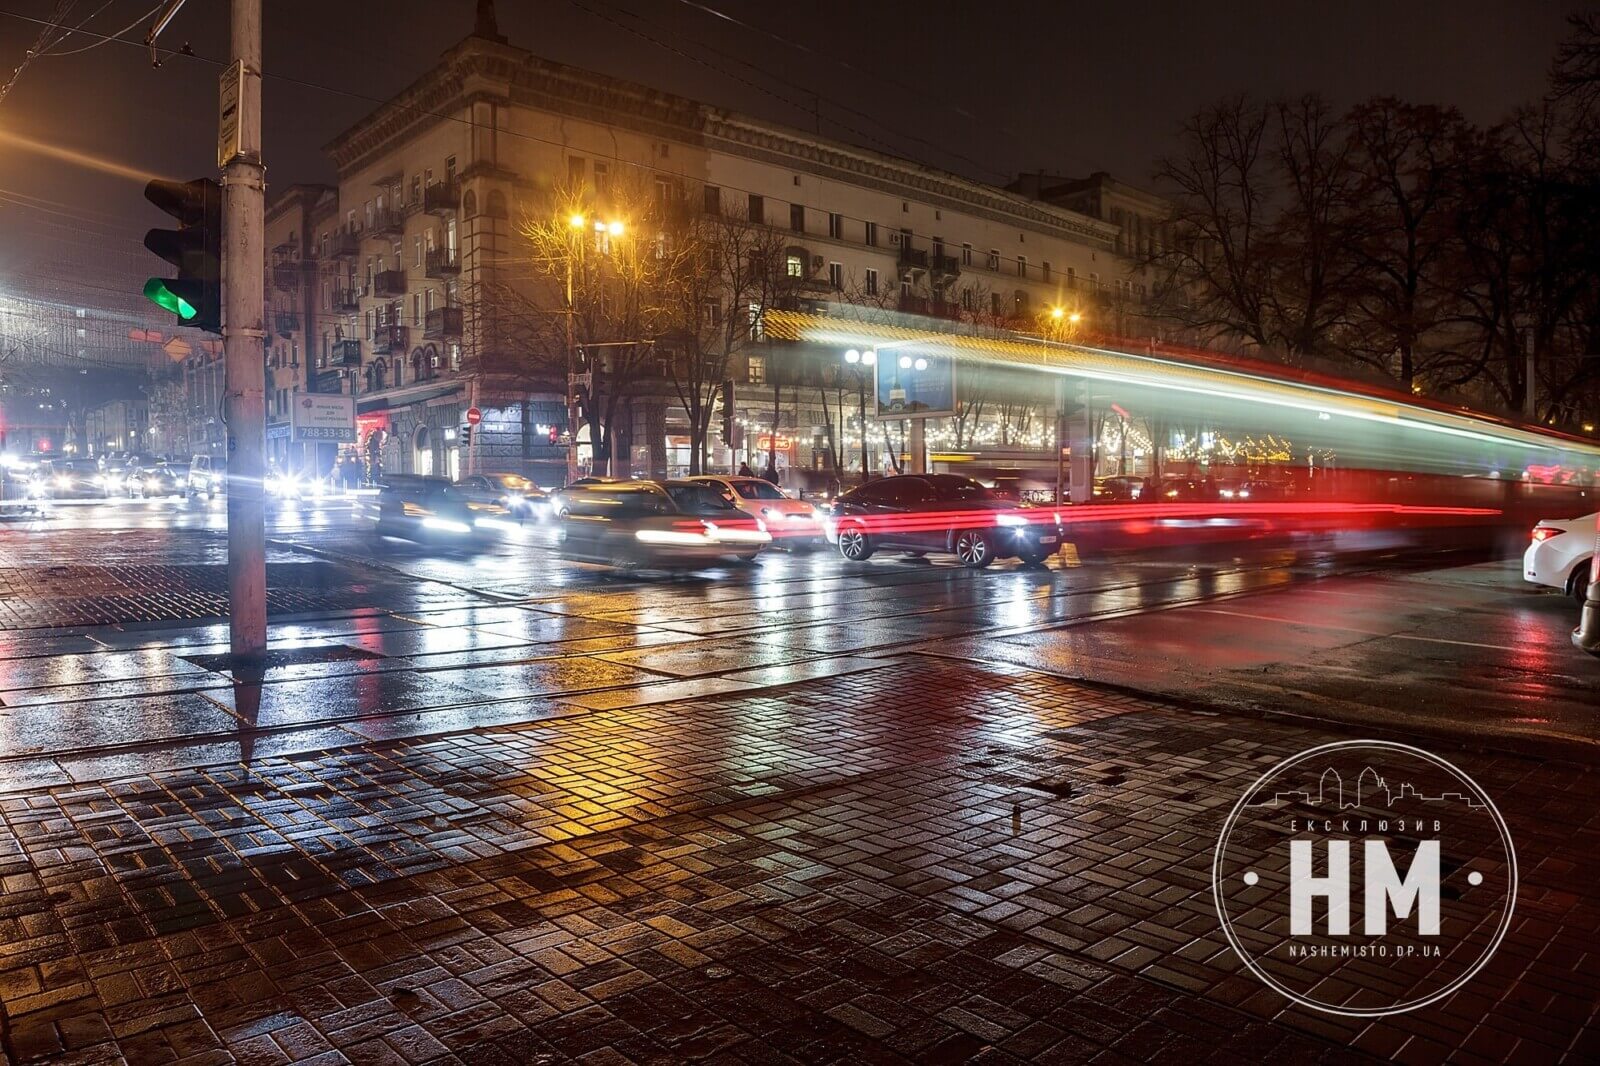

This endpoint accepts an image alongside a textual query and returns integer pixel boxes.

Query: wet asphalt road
[3,494,1595,773]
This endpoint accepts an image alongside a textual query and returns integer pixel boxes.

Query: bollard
[1573,529,1600,657]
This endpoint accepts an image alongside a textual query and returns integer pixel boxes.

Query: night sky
[0,0,1575,292]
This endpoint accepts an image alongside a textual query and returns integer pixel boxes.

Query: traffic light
[142,178,222,334]
[462,424,473,446]
[547,424,559,446]
[717,380,735,443]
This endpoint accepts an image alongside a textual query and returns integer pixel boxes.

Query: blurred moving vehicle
[558,479,770,568]
[187,455,226,497]
[1093,476,1147,502]
[38,459,104,499]
[825,473,1063,568]
[364,475,509,543]
[96,459,138,497]
[457,473,548,518]
[550,476,619,517]
[685,475,824,547]
[138,462,190,498]
[1524,512,1596,603]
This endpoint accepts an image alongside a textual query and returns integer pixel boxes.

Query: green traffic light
[143,278,197,320]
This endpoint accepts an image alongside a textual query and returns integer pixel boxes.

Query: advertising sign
[290,394,357,443]
[874,350,955,419]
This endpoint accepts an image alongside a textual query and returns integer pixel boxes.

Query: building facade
[241,3,1162,485]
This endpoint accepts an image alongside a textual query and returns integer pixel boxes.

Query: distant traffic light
[547,424,559,446]
[717,380,735,443]
[462,424,473,446]
[143,178,222,334]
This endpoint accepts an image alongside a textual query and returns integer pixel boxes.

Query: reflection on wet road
[0,499,1589,790]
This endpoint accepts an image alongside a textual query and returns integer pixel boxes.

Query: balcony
[332,339,362,366]
[331,287,360,313]
[373,270,405,298]
[930,253,961,279]
[369,209,404,237]
[274,311,299,337]
[423,179,460,214]
[897,293,962,320]
[272,261,301,292]
[898,245,929,271]
[425,248,460,278]
[424,306,462,339]
[328,229,360,258]
[371,324,408,355]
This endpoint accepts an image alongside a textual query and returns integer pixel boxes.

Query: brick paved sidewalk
[0,656,1591,1063]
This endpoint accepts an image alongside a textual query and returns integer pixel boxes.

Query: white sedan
[1524,512,1595,603]
[686,475,825,548]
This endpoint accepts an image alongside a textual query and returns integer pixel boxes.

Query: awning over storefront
[356,383,462,414]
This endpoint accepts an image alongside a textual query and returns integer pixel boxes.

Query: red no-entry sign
[465,407,482,426]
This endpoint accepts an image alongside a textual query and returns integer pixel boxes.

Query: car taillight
[1531,527,1564,543]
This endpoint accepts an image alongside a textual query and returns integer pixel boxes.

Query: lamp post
[563,213,623,485]
[843,348,876,483]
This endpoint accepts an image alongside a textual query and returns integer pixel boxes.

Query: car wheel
[837,526,873,561]
[1573,563,1592,605]
[954,528,996,569]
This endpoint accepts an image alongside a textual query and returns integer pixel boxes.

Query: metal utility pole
[565,254,580,486]
[222,0,267,658]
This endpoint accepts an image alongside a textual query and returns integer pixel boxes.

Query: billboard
[874,350,955,419]
[290,393,357,443]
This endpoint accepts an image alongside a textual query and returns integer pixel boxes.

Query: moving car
[96,459,138,497]
[188,455,226,497]
[457,473,548,518]
[558,479,770,568]
[1093,476,1146,502]
[138,462,190,498]
[685,475,824,547]
[39,459,104,499]
[550,476,619,517]
[365,475,508,543]
[824,474,1063,568]
[1524,512,1596,603]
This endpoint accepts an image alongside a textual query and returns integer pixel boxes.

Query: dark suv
[824,474,1063,568]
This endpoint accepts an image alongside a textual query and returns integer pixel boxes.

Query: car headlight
[422,516,472,534]
[56,476,71,489]
[146,478,160,491]
[996,513,1030,527]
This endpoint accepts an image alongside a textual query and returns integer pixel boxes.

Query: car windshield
[728,479,786,500]
[667,484,739,515]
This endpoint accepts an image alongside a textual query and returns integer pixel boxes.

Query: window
[364,200,374,229]
[828,261,843,290]
[1017,255,1027,279]
[655,176,674,203]
[962,242,972,266]
[865,268,878,296]
[990,293,1001,316]
[828,212,843,239]
[961,288,974,311]
[568,156,586,186]
[594,162,609,194]
[932,236,944,260]
[703,185,721,214]
[444,156,456,183]
[785,254,804,278]
[790,203,805,233]
[864,221,877,246]
[702,300,721,327]
[986,249,1000,271]
[748,194,764,224]
[425,289,436,314]
[410,176,421,204]
[1088,271,1100,290]
[1042,261,1052,282]
[411,294,421,325]
[1067,266,1077,289]
[414,236,423,267]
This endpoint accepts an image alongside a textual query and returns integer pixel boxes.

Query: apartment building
[284,2,1160,482]
[264,184,339,472]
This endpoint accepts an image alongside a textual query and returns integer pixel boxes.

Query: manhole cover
[183,644,385,672]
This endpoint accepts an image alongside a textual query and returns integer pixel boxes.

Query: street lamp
[841,349,876,482]
[562,212,625,483]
